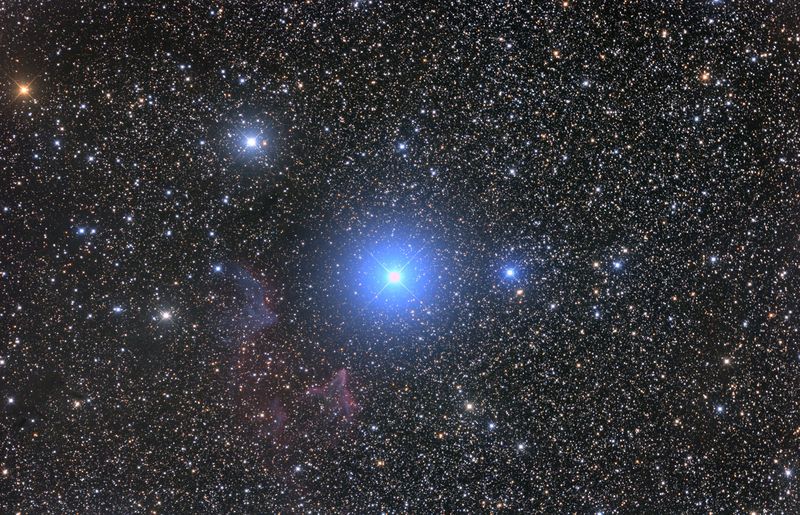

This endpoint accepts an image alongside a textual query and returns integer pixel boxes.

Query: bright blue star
[358,242,430,310]
[245,136,258,148]
[370,256,415,301]
[505,268,516,278]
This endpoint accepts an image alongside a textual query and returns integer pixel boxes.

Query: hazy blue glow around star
[339,236,435,315]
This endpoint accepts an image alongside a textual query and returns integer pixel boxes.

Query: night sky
[2,1,799,512]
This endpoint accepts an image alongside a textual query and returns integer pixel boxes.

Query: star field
[2,1,800,512]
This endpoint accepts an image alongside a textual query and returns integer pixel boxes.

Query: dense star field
[1,1,799,512]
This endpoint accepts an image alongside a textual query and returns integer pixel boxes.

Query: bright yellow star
[14,80,33,99]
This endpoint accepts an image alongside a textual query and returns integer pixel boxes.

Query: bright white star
[245,137,257,148]
[388,271,402,284]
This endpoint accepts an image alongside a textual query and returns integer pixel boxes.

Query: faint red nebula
[308,369,359,420]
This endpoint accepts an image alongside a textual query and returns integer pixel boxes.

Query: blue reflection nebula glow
[349,240,433,312]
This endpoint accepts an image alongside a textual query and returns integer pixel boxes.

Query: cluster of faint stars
[2,1,798,513]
